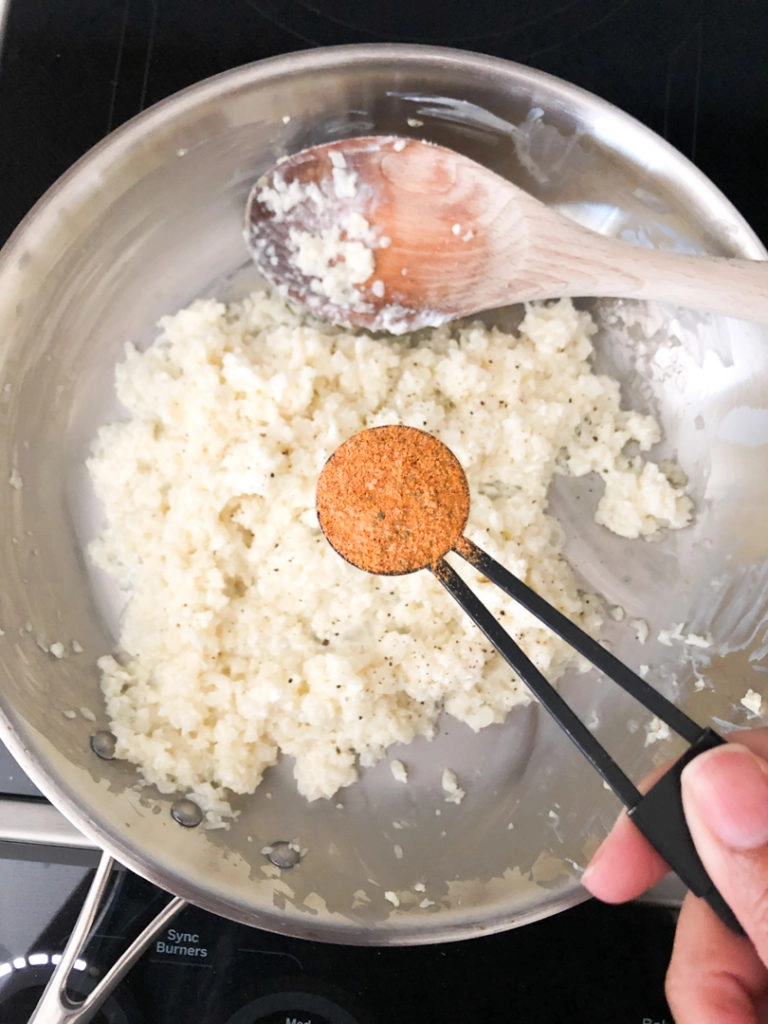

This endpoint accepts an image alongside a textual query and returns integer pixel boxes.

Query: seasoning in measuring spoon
[316,425,470,575]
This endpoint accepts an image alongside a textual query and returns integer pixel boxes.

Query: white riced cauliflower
[87,292,691,823]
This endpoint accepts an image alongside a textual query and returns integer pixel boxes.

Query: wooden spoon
[245,135,768,334]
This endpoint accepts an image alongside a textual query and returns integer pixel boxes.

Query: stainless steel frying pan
[1,44,767,1023]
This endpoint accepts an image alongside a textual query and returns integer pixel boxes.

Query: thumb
[682,742,768,959]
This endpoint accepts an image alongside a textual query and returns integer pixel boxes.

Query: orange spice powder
[316,425,470,575]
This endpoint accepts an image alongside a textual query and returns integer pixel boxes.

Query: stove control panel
[226,990,360,1023]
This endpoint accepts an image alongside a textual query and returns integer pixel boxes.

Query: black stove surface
[0,843,678,1024]
[1,2,765,1021]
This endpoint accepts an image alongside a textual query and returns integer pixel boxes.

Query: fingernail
[580,840,605,889]
[682,743,768,850]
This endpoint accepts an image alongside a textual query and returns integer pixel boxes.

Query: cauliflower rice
[88,292,691,820]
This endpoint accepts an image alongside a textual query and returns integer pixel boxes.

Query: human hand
[582,728,768,1024]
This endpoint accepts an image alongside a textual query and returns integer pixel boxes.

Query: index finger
[582,728,768,904]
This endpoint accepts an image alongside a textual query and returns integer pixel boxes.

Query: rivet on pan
[171,799,204,828]
[89,731,117,760]
[262,840,302,869]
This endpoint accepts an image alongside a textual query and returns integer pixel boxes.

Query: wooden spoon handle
[487,201,768,321]
[565,227,768,322]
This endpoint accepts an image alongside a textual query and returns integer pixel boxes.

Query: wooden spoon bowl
[245,136,768,334]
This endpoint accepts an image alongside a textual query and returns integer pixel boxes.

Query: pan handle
[29,850,187,1024]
